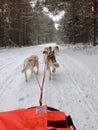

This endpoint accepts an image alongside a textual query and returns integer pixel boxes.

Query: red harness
[48,52,54,58]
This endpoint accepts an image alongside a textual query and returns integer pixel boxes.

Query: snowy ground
[0,43,98,130]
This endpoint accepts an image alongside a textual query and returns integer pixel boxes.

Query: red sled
[0,105,76,130]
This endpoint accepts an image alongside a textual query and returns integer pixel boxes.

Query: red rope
[33,70,42,90]
[30,61,47,106]
[39,64,47,106]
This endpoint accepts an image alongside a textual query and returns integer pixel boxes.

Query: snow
[49,11,65,29]
[43,6,65,29]
[0,43,98,130]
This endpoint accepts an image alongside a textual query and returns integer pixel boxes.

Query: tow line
[31,62,47,106]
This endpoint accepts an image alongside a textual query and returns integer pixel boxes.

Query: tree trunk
[93,0,96,46]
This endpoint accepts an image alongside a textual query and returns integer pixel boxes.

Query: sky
[48,11,65,29]
[0,43,98,130]
[30,0,65,29]
[43,7,65,29]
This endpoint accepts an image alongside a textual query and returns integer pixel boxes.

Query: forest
[0,0,98,47]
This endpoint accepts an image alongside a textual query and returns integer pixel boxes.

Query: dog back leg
[49,69,51,80]
[30,68,33,77]
[36,62,39,74]
[25,72,27,82]
[29,64,34,77]
[52,67,56,73]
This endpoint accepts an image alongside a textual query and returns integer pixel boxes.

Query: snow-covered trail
[43,48,98,130]
[0,44,98,130]
[0,46,43,110]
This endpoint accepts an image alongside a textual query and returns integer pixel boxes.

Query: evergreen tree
[29,0,56,45]
[45,0,97,45]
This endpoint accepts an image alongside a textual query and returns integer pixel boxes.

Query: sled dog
[53,46,59,55]
[46,51,59,80]
[22,55,39,82]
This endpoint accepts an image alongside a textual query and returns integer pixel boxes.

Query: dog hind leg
[25,72,27,82]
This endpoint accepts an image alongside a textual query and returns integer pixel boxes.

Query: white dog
[22,55,39,82]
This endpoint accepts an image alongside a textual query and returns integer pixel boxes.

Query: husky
[22,55,39,82]
[46,51,59,80]
[43,46,52,63]
[53,46,59,55]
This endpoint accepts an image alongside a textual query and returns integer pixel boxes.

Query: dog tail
[21,68,25,73]
[54,62,59,68]
[21,65,28,73]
